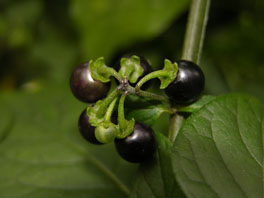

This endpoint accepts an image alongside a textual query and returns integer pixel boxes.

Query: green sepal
[86,101,104,126]
[89,57,115,83]
[159,59,178,89]
[118,56,144,83]
[95,122,119,143]
[116,118,135,139]
[86,89,120,127]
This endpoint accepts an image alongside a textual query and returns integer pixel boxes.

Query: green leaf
[0,88,137,198]
[118,56,144,83]
[178,95,216,113]
[1,0,43,48]
[129,133,186,198]
[172,94,263,198]
[204,10,264,102]
[71,0,190,59]
[159,59,178,89]
[0,104,13,143]
[126,105,172,126]
[29,19,78,83]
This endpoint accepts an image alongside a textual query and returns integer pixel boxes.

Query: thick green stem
[136,70,169,90]
[118,94,127,132]
[168,0,210,142]
[181,0,211,64]
[168,114,184,143]
[104,97,118,122]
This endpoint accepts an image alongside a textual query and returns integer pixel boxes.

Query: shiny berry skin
[115,122,156,163]
[116,54,152,90]
[165,60,205,105]
[70,62,110,103]
[78,109,102,144]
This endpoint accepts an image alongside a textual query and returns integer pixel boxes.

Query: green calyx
[158,59,178,89]
[118,55,144,84]
[87,94,120,144]
[88,92,135,142]
[87,88,120,127]
[116,118,135,139]
[95,122,118,143]
[86,102,104,126]
[90,57,121,82]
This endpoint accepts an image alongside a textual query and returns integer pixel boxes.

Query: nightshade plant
[71,50,207,163]
[70,55,181,162]
[71,53,206,144]
[1,0,263,198]
[68,0,263,197]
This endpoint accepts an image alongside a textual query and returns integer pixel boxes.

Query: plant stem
[168,0,210,143]
[104,97,118,122]
[97,88,120,118]
[118,94,127,132]
[168,114,184,143]
[181,0,211,64]
[105,67,122,82]
[136,70,169,90]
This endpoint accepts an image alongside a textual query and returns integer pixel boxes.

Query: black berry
[115,122,156,163]
[165,60,205,105]
[70,62,110,103]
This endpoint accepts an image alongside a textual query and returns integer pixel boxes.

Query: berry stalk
[96,88,120,118]
[104,67,122,82]
[135,70,169,90]
[118,93,128,132]
[104,97,118,122]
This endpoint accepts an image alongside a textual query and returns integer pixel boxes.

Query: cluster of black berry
[70,55,204,163]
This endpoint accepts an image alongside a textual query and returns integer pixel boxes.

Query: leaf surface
[178,95,216,113]
[127,105,172,126]
[0,88,137,198]
[172,94,263,198]
[71,0,190,59]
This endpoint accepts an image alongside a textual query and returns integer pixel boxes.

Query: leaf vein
[177,150,219,198]
[209,108,248,198]
[235,100,262,167]
[142,167,159,198]
[181,132,221,198]
[62,138,130,195]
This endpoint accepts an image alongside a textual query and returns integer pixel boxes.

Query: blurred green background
[0,0,264,99]
[0,0,264,197]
